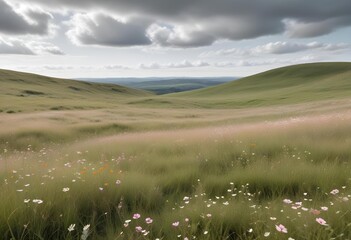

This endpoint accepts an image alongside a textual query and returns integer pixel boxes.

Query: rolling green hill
[0,69,152,113]
[165,62,351,107]
[1,62,351,112]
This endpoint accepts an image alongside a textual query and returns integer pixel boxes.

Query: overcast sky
[0,0,350,78]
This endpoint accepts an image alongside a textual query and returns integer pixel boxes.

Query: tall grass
[1,110,351,239]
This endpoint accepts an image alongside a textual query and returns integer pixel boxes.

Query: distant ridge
[78,77,236,94]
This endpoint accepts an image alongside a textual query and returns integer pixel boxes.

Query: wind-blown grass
[1,110,351,239]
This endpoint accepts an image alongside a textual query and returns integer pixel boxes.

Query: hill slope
[0,69,151,112]
[166,62,351,107]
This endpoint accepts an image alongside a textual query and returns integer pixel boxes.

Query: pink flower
[145,217,153,224]
[316,218,328,226]
[275,224,288,233]
[135,226,143,233]
[133,213,141,219]
[310,209,321,215]
[172,221,179,227]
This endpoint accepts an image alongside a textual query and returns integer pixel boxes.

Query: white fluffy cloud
[139,60,210,69]
[0,38,35,55]
[146,24,215,48]
[200,41,350,58]
[254,42,350,54]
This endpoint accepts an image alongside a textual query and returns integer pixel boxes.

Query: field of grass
[1,62,351,239]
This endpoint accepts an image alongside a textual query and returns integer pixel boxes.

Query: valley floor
[1,99,351,239]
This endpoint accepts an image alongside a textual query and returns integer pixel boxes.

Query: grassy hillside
[0,69,152,113]
[165,62,351,108]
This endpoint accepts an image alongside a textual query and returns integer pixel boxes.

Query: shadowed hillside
[0,69,152,113]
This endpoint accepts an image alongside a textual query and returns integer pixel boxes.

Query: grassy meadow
[1,63,351,239]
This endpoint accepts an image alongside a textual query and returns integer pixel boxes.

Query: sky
[0,0,351,78]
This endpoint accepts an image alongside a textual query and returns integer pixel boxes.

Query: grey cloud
[284,18,351,38]
[14,0,351,47]
[0,0,52,35]
[0,39,35,55]
[0,38,64,55]
[28,41,65,55]
[67,13,151,46]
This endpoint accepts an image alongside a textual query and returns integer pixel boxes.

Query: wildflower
[204,231,208,235]
[24,199,30,203]
[330,189,339,195]
[183,196,190,201]
[172,221,179,227]
[270,217,277,220]
[135,226,143,233]
[116,180,121,185]
[83,224,90,231]
[63,187,70,192]
[81,225,90,240]
[32,199,43,204]
[145,217,153,224]
[185,218,189,222]
[264,232,270,237]
[275,224,288,233]
[68,224,75,232]
[206,213,212,218]
[283,199,292,204]
[316,218,328,226]
[310,209,321,215]
[321,206,328,211]
[133,213,141,219]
